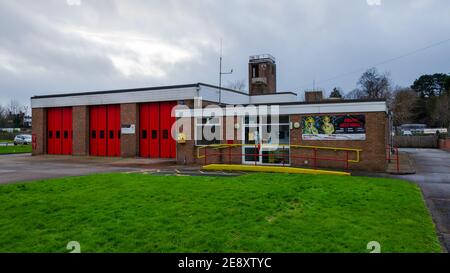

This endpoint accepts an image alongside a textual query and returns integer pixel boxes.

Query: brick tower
[248,54,277,95]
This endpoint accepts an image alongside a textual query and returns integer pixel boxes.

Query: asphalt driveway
[0,154,177,184]
[0,154,238,185]
[397,148,450,252]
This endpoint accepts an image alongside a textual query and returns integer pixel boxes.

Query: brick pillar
[32,108,46,155]
[177,117,196,164]
[73,106,89,156]
[289,115,302,167]
[121,103,139,157]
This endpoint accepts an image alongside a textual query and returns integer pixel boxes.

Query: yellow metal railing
[196,143,362,164]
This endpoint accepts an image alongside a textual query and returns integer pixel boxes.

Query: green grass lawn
[0,173,441,253]
[0,144,32,154]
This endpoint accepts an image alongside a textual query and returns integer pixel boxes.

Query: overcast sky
[1,0,450,108]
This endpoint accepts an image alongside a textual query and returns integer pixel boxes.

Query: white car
[14,134,32,145]
[402,130,413,136]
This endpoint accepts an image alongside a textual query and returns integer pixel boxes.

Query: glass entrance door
[242,116,290,166]
[242,124,261,164]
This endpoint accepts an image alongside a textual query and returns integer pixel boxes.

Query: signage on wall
[121,124,136,135]
[302,115,366,141]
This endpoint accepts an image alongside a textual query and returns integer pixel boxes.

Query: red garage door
[90,105,121,157]
[140,101,176,158]
[47,107,72,155]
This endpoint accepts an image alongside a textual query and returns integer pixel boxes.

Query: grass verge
[0,144,32,154]
[0,173,441,253]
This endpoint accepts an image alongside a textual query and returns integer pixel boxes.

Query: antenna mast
[218,39,233,105]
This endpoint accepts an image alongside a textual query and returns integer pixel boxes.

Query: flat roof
[31,83,298,100]
[254,98,387,106]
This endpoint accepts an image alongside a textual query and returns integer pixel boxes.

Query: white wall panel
[175,101,387,117]
[198,86,249,105]
[31,87,198,108]
[250,93,298,104]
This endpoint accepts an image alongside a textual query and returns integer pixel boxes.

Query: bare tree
[344,88,365,100]
[0,104,6,128]
[357,68,392,99]
[6,99,21,115]
[391,88,417,126]
[226,79,247,92]
[432,92,450,128]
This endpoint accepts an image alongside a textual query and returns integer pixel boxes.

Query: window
[64,131,68,139]
[100,130,105,139]
[252,64,259,78]
[152,130,157,139]
[142,130,147,139]
[118,130,121,139]
[48,131,53,139]
[245,115,258,124]
[244,147,259,162]
[109,130,114,139]
[262,149,289,164]
[162,130,169,140]
[195,117,221,146]
[244,126,259,145]
[92,130,96,139]
[56,131,60,139]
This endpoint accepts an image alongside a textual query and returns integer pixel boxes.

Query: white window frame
[242,115,291,165]
[195,116,222,146]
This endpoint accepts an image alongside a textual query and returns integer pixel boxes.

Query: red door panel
[97,106,107,156]
[62,107,72,155]
[114,105,121,157]
[139,103,150,158]
[149,102,160,158]
[169,101,177,158]
[139,101,176,159]
[159,102,168,158]
[107,105,121,157]
[107,105,115,157]
[54,107,63,155]
[91,105,121,157]
[159,102,176,158]
[47,107,70,155]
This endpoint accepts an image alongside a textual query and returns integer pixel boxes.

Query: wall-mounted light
[234,123,240,130]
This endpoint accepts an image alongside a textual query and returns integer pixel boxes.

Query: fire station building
[31,55,389,172]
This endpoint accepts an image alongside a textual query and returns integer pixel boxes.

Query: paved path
[397,148,450,252]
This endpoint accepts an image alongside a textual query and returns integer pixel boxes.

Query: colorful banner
[302,115,366,140]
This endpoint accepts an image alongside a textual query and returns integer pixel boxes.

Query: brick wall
[72,106,89,156]
[290,112,388,172]
[440,138,450,151]
[31,108,46,155]
[177,111,388,172]
[176,116,243,165]
[249,61,277,95]
[120,103,139,157]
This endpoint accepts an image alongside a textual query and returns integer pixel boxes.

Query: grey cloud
[0,0,449,107]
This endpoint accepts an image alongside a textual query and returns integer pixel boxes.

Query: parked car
[14,134,32,145]
[402,130,413,136]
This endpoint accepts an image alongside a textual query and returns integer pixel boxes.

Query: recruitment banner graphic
[302,115,366,140]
